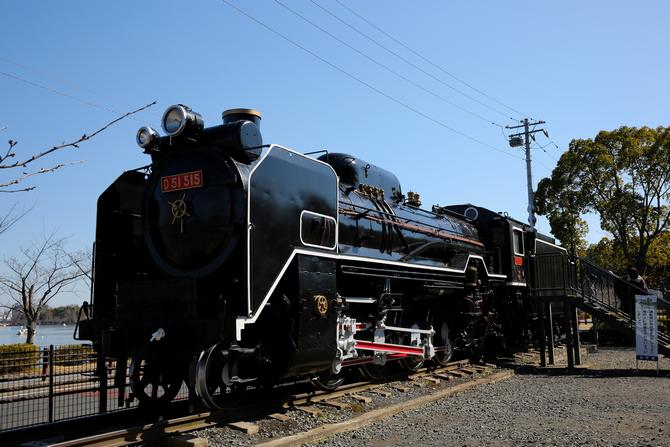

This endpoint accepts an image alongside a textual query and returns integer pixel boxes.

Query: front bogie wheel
[195,343,246,410]
[312,370,347,391]
[129,344,185,409]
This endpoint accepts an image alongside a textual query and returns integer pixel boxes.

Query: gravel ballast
[311,348,670,447]
[188,364,491,446]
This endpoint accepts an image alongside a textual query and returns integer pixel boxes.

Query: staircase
[533,253,670,357]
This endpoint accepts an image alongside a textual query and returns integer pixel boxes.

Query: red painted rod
[355,340,424,355]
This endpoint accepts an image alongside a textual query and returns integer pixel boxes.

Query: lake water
[0,325,87,347]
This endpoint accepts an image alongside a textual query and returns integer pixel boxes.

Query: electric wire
[274,0,501,126]
[333,0,525,118]
[499,125,515,147]
[1,57,106,100]
[0,69,156,127]
[220,0,522,160]
[309,0,513,122]
[532,142,558,163]
[534,157,555,175]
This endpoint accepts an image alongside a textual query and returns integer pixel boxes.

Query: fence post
[545,301,555,365]
[48,345,54,423]
[572,304,582,365]
[564,300,575,369]
[537,302,547,367]
[97,351,108,414]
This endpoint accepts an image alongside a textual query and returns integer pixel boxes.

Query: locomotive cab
[444,204,531,287]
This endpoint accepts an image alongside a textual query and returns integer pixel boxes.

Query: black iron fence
[532,252,578,298]
[532,252,670,338]
[0,344,188,432]
[533,252,646,307]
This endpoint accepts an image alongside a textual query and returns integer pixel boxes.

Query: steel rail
[51,359,476,447]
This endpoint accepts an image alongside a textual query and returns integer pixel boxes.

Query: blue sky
[2,1,669,306]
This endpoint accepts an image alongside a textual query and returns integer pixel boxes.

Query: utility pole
[506,118,547,229]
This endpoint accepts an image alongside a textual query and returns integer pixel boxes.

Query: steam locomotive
[77,104,565,409]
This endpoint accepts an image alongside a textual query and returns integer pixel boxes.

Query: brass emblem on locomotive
[313,295,329,317]
[168,193,190,233]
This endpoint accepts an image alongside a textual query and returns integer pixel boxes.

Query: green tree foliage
[585,237,628,275]
[39,305,81,325]
[585,232,670,287]
[647,231,670,277]
[536,126,670,273]
[535,174,588,255]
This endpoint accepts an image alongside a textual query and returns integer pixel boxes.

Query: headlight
[161,104,204,137]
[136,126,160,149]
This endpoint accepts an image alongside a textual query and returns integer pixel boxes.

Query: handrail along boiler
[76,104,566,409]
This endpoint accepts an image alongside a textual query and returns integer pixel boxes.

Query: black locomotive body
[77,104,565,409]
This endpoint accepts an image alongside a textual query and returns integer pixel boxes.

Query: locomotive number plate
[161,170,204,193]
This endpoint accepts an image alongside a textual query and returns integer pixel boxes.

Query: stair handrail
[572,256,670,348]
[575,255,670,305]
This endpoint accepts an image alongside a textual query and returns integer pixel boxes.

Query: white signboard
[635,294,658,361]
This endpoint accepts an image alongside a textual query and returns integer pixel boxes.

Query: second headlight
[136,126,160,149]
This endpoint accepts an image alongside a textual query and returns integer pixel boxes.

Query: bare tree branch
[0,160,85,192]
[0,101,155,170]
[0,202,31,234]
[0,233,90,344]
[1,101,156,231]
[0,139,17,165]
[68,248,93,286]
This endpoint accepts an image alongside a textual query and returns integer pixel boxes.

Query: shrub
[0,344,40,375]
[55,344,95,366]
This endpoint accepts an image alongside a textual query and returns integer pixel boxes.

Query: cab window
[513,229,524,255]
[301,211,336,249]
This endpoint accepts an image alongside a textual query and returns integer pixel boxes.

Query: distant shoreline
[0,325,85,348]
[0,323,73,327]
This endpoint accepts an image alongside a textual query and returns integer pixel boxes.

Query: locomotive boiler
[77,104,556,410]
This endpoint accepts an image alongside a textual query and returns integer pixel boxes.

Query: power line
[333,0,525,118]
[220,0,522,161]
[274,0,502,126]
[0,69,156,127]
[1,57,103,100]
[309,0,514,121]
[533,157,555,175]
[532,142,559,162]
[1,70,118,115]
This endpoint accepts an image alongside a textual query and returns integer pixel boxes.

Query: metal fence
[533,252,645,309]
[0,344,188,432]
[532,252,578,298]
[532,252,670,339]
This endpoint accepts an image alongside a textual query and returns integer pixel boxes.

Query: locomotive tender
[77,104,565,409]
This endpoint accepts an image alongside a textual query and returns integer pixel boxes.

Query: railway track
[48,359,508,447]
